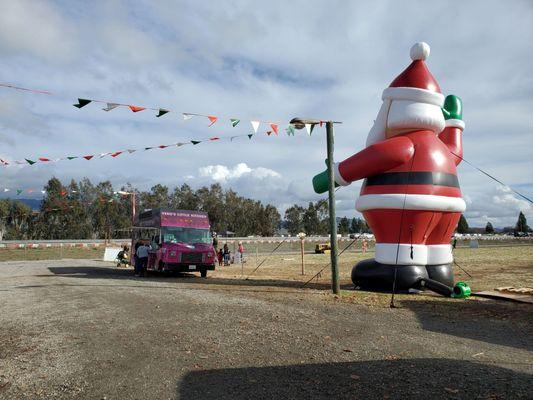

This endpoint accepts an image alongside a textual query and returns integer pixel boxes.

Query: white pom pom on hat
[410,42,430,61]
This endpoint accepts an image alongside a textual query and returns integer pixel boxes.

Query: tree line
[0,177,529,240]
[0,177,281,240]
[283,201,370,236]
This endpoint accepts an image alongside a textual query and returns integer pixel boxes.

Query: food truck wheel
[200,268,208,278]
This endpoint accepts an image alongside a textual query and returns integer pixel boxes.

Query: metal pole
[300,238,305,275]
[326,121,340,294]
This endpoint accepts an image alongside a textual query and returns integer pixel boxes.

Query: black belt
[365,172,459,187]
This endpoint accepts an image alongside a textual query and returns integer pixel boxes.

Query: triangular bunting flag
[158,145,169,149]
[230,118,240,127]
[207,116,218,126]
[248,134,253,139]
[127,149,137,154]
[209,137,220,141]
[270,123,279,135]
[111,151,123,158]
[67,156,78,160]
[129,105,146,113]
[266,131,272,136]
[156,109,169,117]
[191,140,201,145]
[305,123,315,135]
[3,188,10,192]
[285,125,295,136]
[28,189,34,193]
[145,147,154,151]
[102,103,119,112]
[99,153,110,158]
[41,190,46,194]
[73,98,91,108]
[251,120,260,133]
[183,113,193,120]
[16,189,22,195]
[83,155,94,160]
[38,157,51,162]
[25,158,36,165]
[60,190,67,196]
[175,142,185,147]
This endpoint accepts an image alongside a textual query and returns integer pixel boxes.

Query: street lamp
[290,118,341,295]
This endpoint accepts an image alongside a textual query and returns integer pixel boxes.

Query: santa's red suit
[332,42,465,267]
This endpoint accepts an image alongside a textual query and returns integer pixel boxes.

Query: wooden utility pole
[326,121,340,294]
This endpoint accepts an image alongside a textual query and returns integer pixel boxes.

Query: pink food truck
[133,208,216,277]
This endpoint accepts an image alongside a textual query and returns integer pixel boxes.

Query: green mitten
[313,169,340,194]
[313,170,329,194]
[442,95,463,120]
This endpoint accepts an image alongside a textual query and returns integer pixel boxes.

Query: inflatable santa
[313,42,469,297]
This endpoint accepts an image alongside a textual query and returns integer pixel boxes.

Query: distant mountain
[14,198,42,211]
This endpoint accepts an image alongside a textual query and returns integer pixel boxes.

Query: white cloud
[198,163,280,182]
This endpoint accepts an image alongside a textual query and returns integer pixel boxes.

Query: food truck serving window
[161,227,211,244]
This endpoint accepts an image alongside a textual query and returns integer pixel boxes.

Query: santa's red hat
[382,42,444,107]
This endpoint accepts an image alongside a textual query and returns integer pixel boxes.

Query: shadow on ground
[401,299,533,351]
[177,358,532,400]
[45,265,349,291]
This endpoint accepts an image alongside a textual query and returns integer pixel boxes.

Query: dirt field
[0,246,532,399]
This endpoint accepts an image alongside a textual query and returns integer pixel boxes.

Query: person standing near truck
[136,241,149,277]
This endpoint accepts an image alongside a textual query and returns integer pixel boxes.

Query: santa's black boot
[425,264,454,287]
[351,259,429,291]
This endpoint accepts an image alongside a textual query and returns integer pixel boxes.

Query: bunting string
[0,130,289,169]
[0,82,323,134]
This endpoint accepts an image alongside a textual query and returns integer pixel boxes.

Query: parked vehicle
[315,243,331,254]
[132,209,216,277]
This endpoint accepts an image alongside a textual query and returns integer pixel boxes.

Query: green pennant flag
[73,98,92,108]
[285,125,295,136]
[247,134,253,139]
[156,109,169,117]
[230,118,240,127]
[191,140,201,145]
[25,158,36,165]
[16,189,22,195]
[67,156,78,160]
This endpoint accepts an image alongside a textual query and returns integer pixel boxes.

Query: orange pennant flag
[111,151,123,158]
[207,116,218,126]
[129,105,146,113]
[270,123,279,135]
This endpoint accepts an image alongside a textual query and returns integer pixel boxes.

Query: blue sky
[0,0,532,227]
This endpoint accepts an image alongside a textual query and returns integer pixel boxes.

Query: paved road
[0,259,531,399]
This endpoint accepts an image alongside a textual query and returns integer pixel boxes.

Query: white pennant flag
[183,113,193,121]
[41,190,46,194]
[127,149,137,154]
[102,103,119,112]
[175,142,185,147]
[251,120,260,133]
[3,188,9,192]
[99,152,110,158]
[305,123,312,136]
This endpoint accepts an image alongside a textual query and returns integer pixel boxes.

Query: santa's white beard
[365,99,445,147]
[365,100,391,147]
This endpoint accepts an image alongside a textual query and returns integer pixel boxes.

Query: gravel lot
[0,259,531,399]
